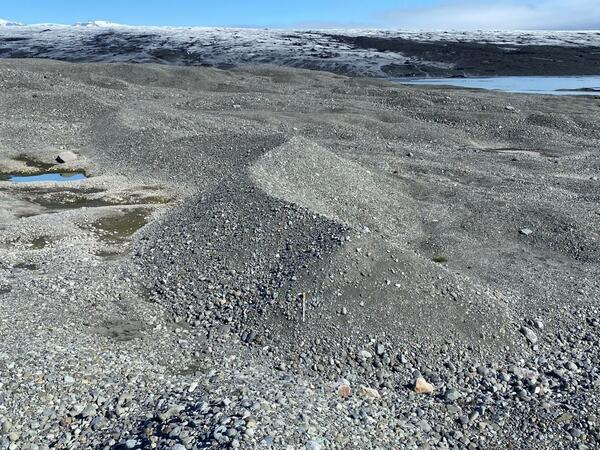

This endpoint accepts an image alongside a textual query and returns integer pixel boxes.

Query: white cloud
[378,0,600,30]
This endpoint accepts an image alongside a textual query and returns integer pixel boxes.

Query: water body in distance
[396,76,600,95]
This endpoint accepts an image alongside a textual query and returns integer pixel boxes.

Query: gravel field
[0,59,599,449]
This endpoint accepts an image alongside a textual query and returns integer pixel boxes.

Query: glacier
[1,20,599,77]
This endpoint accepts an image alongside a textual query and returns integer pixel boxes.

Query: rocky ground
[0,59,599,449]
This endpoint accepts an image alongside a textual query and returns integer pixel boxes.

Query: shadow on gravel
[0,285,12,295]
[93,319,146,342]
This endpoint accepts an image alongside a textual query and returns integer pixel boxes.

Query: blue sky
[2,0,599,29]
[1,0,410,27]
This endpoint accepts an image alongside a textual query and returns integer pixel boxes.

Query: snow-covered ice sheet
[1,21,599,77]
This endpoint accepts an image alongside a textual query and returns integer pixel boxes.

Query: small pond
[2,172,87,183]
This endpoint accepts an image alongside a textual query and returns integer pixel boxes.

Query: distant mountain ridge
[0,18,24,26]
[0,18,125,27]
[72,20,126,28]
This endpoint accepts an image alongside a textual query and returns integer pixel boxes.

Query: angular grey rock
[444,388,461,402]
[0,421,11,433]
[158,404,185,422]
[417,419,431,432]
[520,326,538,344]
[519,228,533,236]
[80,404,97,418]
[306,440,323,450]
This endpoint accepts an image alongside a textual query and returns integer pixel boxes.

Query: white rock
[358,350,372,359]
[414,377,434,394]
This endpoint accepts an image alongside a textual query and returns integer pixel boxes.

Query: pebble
[414,377,434,395]
[520,326,539,344]
[306,440,322,450]
[444,388,461,402]
[358,350,373,360]
[359,386,381,399]
[335,379,352,398]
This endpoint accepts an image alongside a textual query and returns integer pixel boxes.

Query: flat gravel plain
[0,59,599,449]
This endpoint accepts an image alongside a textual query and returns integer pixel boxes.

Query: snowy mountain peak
[72,20,124,28]
[0,18,24,26]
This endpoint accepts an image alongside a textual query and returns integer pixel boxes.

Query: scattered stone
[521,326,539,345]
[80,404,97,418]
[417,419,431,432]
[358,350,372,360]
[414,377,434,394]
[444,388,461,402]
[306,440,322,450]
[358,386,381,399]
[335,379,352,398]
[1,421,12,433]
[158,405,185,422]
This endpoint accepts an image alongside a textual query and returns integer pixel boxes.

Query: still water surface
[8,172,87,183]
[398,76,600,95]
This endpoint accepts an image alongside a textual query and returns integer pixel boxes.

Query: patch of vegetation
[14,154,56,172]
[30,235,52,249]
[87,208,151,243]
